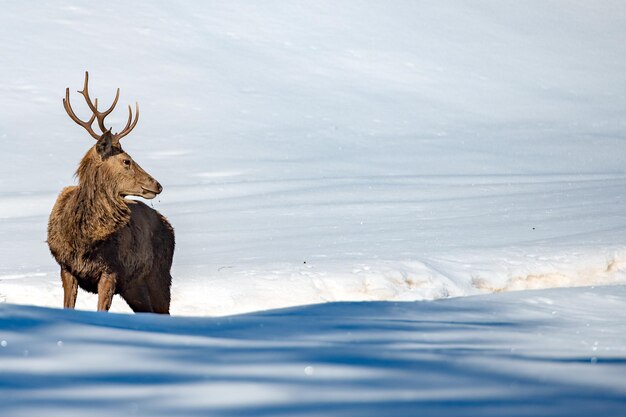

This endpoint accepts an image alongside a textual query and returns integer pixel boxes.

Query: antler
[62,71,139,141]
[63,83,100,140]
[116,102,140,141]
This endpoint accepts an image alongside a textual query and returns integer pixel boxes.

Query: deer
[47,72,175,314]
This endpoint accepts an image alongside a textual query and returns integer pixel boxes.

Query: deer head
[63,72,162,200]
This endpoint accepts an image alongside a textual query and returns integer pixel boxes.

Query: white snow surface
[1,0,626,315]
[1,1,626,414]
[1,286,626,416]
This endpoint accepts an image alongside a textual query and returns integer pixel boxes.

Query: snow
[2,286,626,417]
[1,0,626,415]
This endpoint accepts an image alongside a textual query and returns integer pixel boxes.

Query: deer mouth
[140,186,160,199]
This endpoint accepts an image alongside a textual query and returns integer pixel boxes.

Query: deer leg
[61,268,78,309]
[146,272,171,315]
[97,273,117,312]
[121,279,154,313]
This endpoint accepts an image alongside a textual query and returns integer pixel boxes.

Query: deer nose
[156,182,163,194]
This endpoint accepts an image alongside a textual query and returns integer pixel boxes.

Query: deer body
[47,72,174,314]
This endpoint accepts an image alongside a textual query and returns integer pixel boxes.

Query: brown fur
[47,139,175,314]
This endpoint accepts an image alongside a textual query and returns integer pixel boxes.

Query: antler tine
[63,87,101,140]
[77,71,98,113]
[120,105,133,132]
[96,88,120,132]
[114,102,140,141]
[77,71,121,133]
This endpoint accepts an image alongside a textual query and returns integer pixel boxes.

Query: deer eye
[123,159,131,167]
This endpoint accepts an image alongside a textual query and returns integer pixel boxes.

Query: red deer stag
[47,72,174,314]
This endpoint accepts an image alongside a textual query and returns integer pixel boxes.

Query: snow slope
[2,286,626,417]
[1,1,626,314]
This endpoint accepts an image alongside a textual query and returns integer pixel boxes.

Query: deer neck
[74,182,131,243]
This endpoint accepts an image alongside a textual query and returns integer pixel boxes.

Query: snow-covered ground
[2,286,626,417]
[1,0,626,415]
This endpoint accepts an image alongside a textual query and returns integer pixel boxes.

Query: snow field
[1,2,626,415]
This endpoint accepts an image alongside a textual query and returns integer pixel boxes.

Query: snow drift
[2,286,626,417]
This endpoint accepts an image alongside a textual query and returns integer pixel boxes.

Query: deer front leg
[97,273,117,312]
[61,268,78,309]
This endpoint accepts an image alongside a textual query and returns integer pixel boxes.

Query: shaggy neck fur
[72,147,131,244]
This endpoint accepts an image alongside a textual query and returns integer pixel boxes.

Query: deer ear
[96,130,114,159]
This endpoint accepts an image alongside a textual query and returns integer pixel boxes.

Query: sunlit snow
[1,1,626,415]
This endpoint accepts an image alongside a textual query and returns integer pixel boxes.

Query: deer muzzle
[140,180,162,199]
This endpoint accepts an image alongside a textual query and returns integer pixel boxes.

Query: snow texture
[1,286,626,417]
[2,1,626,314]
